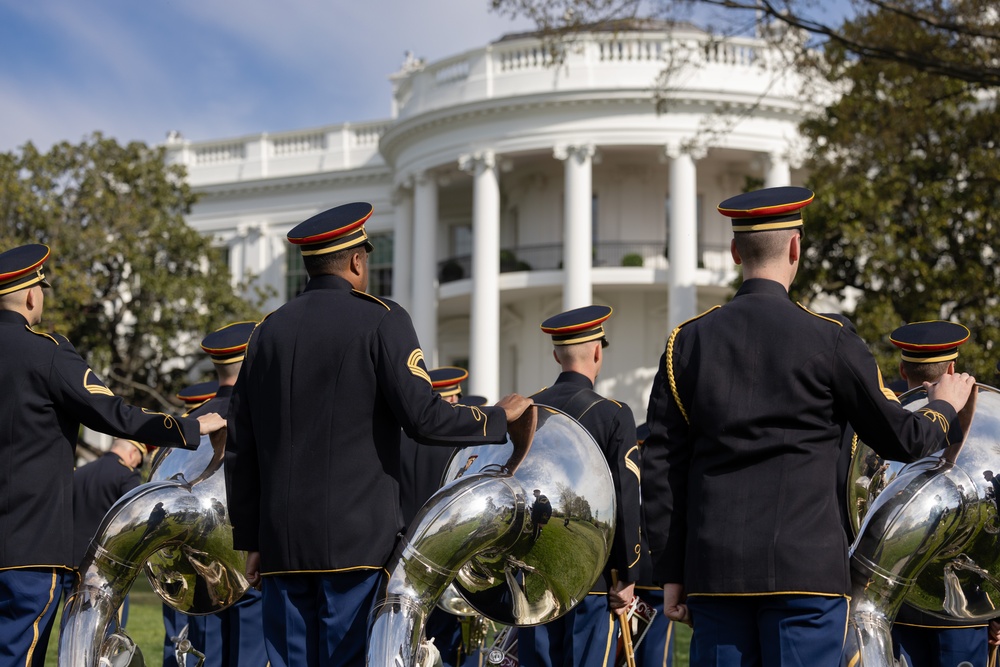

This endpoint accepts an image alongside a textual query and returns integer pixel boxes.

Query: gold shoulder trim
[262,565,385,576]
[663,305,720,427]
[607,398,622,408]
[407,349,432,384]
[795,303,845,327]
[876,367,901,403]
[351,290,390,310]
[25,326,59,345]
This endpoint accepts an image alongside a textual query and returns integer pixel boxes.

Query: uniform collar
[303,273,354,293]
[554,370,594,389]
[0,310,29,326]
[734,278,790,299]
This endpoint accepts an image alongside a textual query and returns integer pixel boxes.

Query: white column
[459,150,500,401]
[764,151,791,188]
[391,183,414,310]
[554,143,595,311]
[411,172,439,365]
[665,143,705,330]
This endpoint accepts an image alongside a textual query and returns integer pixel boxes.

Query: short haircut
[303,247,356,277]
[554,340,598,365]
[733,228,799,266]
[900,360,952,385]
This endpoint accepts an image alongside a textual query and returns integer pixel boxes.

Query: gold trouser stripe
[662,621,674,667]
[26,571,58,667]
[602,612,615,665]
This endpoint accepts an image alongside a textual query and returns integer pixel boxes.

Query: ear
[898,362,908,383]
[25,286,38,310]
[350,251,363,276]
[730,238,742,265]
[552,349,559,365]
[593,341,602,363]
[946,361,956,375]
[789,233,801,264]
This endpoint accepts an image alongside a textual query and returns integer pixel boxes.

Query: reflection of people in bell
[983,471,1000,509]
[140,501,168,542]
[530,489,551,541]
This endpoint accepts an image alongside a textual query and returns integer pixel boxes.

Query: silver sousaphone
[59,429,248,667]
[368,405,617,666]
[844,384,1000,666]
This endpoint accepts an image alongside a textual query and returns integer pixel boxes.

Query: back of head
[890,320,970,388]
[201,321,256,383]
[718,186,813,271]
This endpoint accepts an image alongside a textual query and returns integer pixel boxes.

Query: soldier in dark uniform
[224,202,532,667]
[399,366,479,667]
[162,321,267,667]
[634,423,675,667]
[640,187,977,667]
[876,321,991,667]
[66,437,146,624]
[0,243,225,667]
[519,304,643,667]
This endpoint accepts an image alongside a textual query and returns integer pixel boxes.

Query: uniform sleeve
[607,405,642,583]
[225,330,261,553]
[374,308,508,446]
[833,329,956,462]
[48,340,200,449]
[641,347,691,586]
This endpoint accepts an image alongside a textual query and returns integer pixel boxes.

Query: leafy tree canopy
[491,0,1000,87]
[795,9,1000,381]
[0,133,266,410]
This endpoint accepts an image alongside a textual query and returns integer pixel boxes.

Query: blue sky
[0,0,534,152]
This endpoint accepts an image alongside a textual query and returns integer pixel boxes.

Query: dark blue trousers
[892,623,988,667]
[261,570,383,667]
[634,589,675,667]
[519,594,619,667]
[686,594,848,667]
[162,589,267,667]
[0,568,70,667]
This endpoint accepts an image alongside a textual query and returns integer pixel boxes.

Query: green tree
[0,133,267,410]
[793,9,1000,379]
[491,0,1000,87]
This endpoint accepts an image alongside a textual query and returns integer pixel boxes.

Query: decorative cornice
[190,165,392,198]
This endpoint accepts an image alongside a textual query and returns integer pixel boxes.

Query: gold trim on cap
[731,216,803,232]
[299,228,369,256]
[552,329,606,346]
[900,351,960,364]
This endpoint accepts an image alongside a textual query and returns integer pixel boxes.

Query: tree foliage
[794,9,1000,380]
[491,0,1000,87]
[0,134,266,410]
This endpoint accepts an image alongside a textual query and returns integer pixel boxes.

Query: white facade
[167,27,815,422]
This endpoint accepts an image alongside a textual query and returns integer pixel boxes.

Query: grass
[44,573,695,667]
[45,575,165,667]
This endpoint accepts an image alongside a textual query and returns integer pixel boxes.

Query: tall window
[451,224,472,257]
[367,232,393,297]
[284,233,395,301]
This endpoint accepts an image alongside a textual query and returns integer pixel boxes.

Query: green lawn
[45,576,165,667]
[45,576,694,666]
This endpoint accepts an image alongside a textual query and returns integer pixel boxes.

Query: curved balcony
[436,240,732,284]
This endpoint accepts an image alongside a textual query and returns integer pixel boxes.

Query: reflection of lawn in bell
[411,516,609,607]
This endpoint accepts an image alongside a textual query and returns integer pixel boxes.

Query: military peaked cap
[890,320,970,363]
[541,305,612,348]
[287,202,375,256]
[201,321,256,365]
[429,366,468,398]
[176,380,219,404]
[0,243,51,295]
[718,186,814,232]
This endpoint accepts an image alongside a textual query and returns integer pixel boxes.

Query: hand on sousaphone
[496,394,535,473]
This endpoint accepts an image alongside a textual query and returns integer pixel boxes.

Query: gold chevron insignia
[625,445,641,481]
[83,369,114,396]
[407,349,431,385]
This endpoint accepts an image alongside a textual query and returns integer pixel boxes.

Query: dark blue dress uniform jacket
[225,274,509,575]
[531,371,643,593]
[0,310,200,570]
[642,279,957,596]
[71,452,141,564]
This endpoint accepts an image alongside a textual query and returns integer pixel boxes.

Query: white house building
[166,24,816,422]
